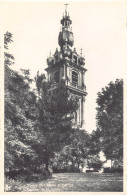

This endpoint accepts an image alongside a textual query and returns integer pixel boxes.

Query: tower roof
[46,5,86,69]
[59,4,74,49]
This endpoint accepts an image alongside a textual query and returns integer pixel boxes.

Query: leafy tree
[96,79,123,161]
[69,130,91,168]
[35,73,79,172]
[4,32,79,175]
[4,32,37,171]
[4,31,14,67]
[89,128,102,155]
[52,130,91,171]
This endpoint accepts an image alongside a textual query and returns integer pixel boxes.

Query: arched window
[64,21,67,27]
[54,71,60,83]
[72,71,78,85]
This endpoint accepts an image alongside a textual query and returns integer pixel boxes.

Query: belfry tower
[45,5,87,129]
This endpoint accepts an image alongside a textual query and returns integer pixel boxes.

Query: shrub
[24,169,51,182]
[103,167,123,173]
[86,170,99,173]
[53,165,81,173]
[103,167,111,173]
[5,168,52,183]
[4,177,23,192]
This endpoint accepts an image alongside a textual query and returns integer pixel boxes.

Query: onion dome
[54,48,59,61]
[79,49,85,66]
[47,52,53,66]
[58,30,74,48]
[79,57,85,66]
[72,48,77,54]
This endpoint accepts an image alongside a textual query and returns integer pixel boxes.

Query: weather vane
[64,3,69,15]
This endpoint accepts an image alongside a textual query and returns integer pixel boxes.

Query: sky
[1,0,127,133]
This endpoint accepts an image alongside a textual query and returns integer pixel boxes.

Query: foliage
[34,73,79,171]
[103,167,123,173]
[4,31,14,66]
[96,79,123,161]
[87,155,103,170]
[4,32,79,176]
[52,130,92,171]
[4,177,23,192]
[4,32,37,171]
[89,128,102,155]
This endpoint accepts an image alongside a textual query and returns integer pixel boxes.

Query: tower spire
[64,3,69,16]
[59,3,73,49]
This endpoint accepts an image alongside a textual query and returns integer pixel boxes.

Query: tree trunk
[45,160,49,172]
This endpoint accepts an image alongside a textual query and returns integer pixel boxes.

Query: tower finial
[64,3,69,16]
[80,48,83,56]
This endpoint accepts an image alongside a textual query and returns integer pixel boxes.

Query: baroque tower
[45,5,87,129]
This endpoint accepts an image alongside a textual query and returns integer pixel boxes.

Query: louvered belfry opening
[72,71,78,86]
[54,71,60,83]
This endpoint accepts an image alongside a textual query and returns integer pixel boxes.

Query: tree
[4,31,14,67]
[96,79,123,161]
[89,128,102,155]
[69,130,91,169]
[52,130,91,171]
[4,32,37,171]
[35,73,79,172]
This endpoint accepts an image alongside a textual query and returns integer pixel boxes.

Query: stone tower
[45,5,87,129]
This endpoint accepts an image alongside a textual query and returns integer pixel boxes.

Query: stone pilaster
[81,96,85,128]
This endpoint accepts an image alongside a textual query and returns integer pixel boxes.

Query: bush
[103,167,111,173]
[53,165,81,173]
[5,168,52,183]
[103,167,123,173]
[24,169,51,182]
[5,169,31,180]
[4,177,23,192]
[86,170,99,173]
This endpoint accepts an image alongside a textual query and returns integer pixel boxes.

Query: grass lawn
[20,172,123,192]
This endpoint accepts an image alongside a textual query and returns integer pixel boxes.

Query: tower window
[54,71,60,83]
[72,71,78,85]
[65,21,68,27]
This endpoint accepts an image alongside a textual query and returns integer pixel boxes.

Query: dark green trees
[4,31,79,174]
[35,73,79,172]
[4,32,37,171]
[96,79,123,162]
